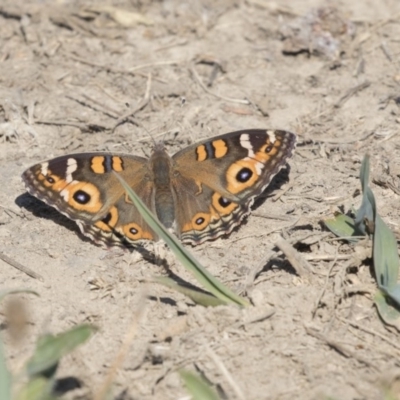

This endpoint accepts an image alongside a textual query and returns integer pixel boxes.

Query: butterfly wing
[22,153,157,247]
[170,172,250,245]
[172,129,296,244]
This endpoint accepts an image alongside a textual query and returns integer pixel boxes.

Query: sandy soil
[1,1,400,399]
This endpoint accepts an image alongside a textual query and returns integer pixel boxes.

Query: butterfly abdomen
[150,147,176,228]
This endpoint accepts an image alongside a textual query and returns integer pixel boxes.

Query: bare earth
[1,1,400,399]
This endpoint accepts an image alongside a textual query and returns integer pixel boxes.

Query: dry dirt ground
[1,1,400,399]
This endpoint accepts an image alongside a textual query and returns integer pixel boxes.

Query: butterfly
[22,129,296,247]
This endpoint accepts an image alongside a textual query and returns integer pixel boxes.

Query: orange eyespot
[211,193,237,215]
[182,212,211,232]
[61,181,102,213]
[120,223,153,241]
[94,207,119,232]
[226,159,260,194]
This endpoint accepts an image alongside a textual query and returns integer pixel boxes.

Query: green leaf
[355,155,399,290]
[0,337,11,400]
[26,324,97,377]
[373,214,399,289]
[374,290,400,328]
[384,284,400,308]
[180,370,221,400]
[152,277,228,307]
[324,213,363,242]
[347,154,400,324]
[0,288,40,400]
[354,153,400,320]
[114,173,249,307]
[354,155,374,235]
[0,289,39,303]
[15,376,56,400]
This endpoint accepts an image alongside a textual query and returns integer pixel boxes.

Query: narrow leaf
[374,290,400,330]
[384,284,400,308]
[359,153,370,192]
[324,213,362,242]
[0,338,11,400]
[15,376,56,400]
[152,277,227,307]
[354,155,374,235]
[26,324,96,377]
[180,370,221,400]
[0,289,39,303]
[373,213,399,289]
[114,173,249,307]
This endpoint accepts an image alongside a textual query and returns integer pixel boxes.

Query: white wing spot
[60,188,69,201]
[244,157,264,175]
[240,133,255,158]
[66,158,78,183]
[266,130,276,144]
[40,162,49,176]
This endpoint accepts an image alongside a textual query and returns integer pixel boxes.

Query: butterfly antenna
[146,128,157,147]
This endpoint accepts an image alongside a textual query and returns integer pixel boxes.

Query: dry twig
[93,293,147,400]
[305,325,375,368]
[112,72,152,132]
[190,64,250,105]
[334,81,371,108]
[275,236,313,278]
[337,316,400,351]
[0,251,44,281]
[207,347,245,400]
[312,251,338,318]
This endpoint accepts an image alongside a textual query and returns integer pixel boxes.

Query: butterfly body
[22,129,296,247]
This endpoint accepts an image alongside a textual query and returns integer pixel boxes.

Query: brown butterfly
[22,129,296,247]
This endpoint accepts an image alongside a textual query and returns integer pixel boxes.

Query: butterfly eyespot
[129,227,138,235]
[73,190,91,204]
[265,145,273,153]
[236,167,253,183]
[218,196,231,208]
[102,213,112,224]
[46,176,55,184]
[195,217,205,225]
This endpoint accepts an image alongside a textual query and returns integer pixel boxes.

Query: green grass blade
[355,154,400,318]
[358,159,399,290]
[354,155,374,235]
[373,213,399,289]
[114,173,249,307]
[0,289,39,303]
[152,277,228,307]
[26,324,97,377]
[0,337,11,400]
[384,284,400,308]
[0,288,40,400]
[359,153,370,192]
[324,213,363,242]
[15,376,56,400]
[180,370,221,400]
[374,290,400,327]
